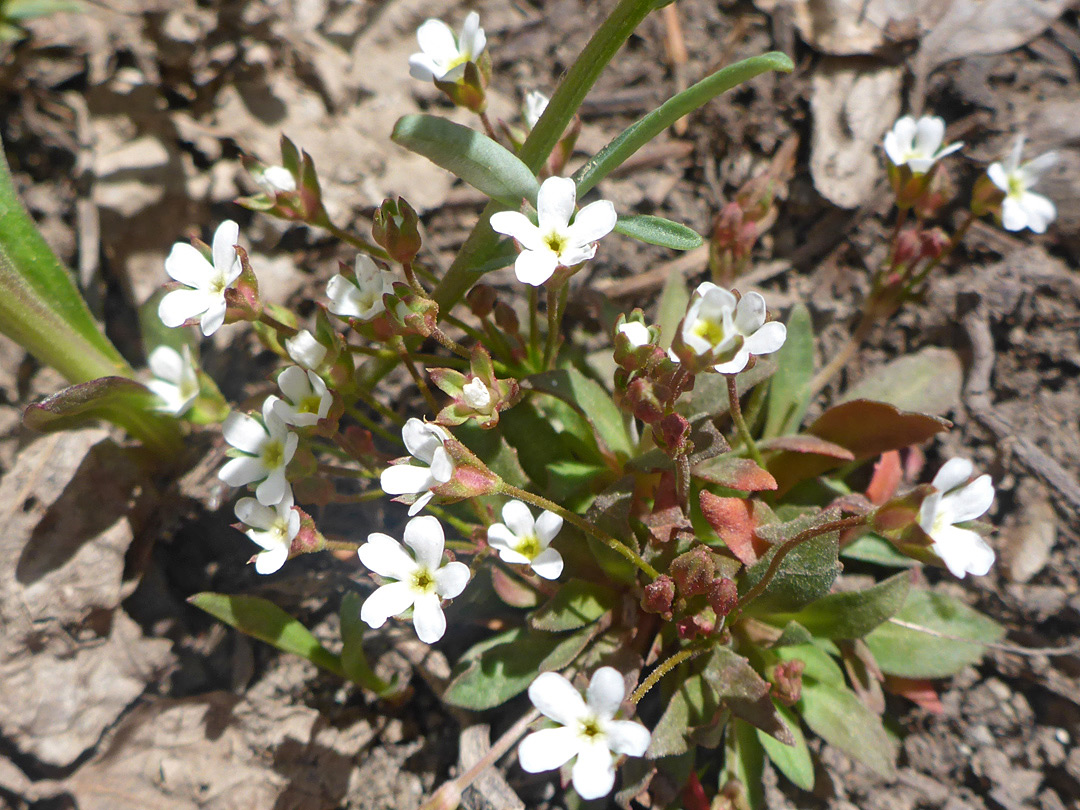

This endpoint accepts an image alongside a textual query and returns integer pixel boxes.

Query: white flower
[618,321,651,347]
[461,377,493,412]
[519,667,651,800]
[523,90,549,128]
[988,136,1058,234]
[380,418,455,516]
[258,165,296,194]
[883,115,963,174]
[235,489,300,575]
[158,220,243,336]
[357,515,471,644]
[490,176,617,286]
[284,329,327,370]
[408,11,486,84]
[146,345,199,416]
[487,500,564,580]
[326,254,394,321]
[273,366,331,428]
[918,458,996,579]
[671,283,787,374]
[219,397,298,506]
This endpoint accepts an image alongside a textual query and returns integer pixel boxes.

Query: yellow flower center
[514,533,542,560]
[579,717,603,740]
[691,316,728,347]
[544,231,569,255]
[262,440,284,469]
[412,568,436,593]
[298,394,323,415]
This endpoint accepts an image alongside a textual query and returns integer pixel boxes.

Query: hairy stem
[631,645,704,704]
[726,374,765,468]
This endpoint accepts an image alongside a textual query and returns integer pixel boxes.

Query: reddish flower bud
[641,574,675,619]
[892,228,921,268]
[706,577,738,618]
[372,197,422,265]
[670,546,716,598]
[771,659,805,706]
[493,301,520,334]
[676,615,714,640]
[657,413,691,456]
[919,227,949,261]
[467,284,497,318]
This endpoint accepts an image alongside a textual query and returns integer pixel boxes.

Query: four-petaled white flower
[408,12,486,84]
[918,458,995,579]
[285,329,327,370]
[235,488,300,575]
[219,397,298,506]
[146,345,199,416]
[523,90,549,128]
[618,321,651,348]
[258,165,296,194]
[380,418,455,516]
[988,136,1058,234]
[159,220,243,336]
[358,515,471,644]
[487,500,564,580]
[883,115,963,174]
[490,176,617,287]
[327,254,395,321]
[273,366,332,428]
[519,667,651,800]
[672,283,787,374]
[461,377,493,412]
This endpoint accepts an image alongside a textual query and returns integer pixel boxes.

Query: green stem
[429,327,472,360]
[258,310,298,338]
[396,341,439,413]
[528,285,540,363]
[543,284,560,370]
[345,403,400,445]
[320,218,389,260]
[498,482,660,580]
[726,374,765,468]
[630,645,703,704]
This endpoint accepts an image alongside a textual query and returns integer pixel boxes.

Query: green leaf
[864,590,1004,679]
[443,626,564,710]
[798,681,898,778]
[704,647,794,745]
[656,269,690,350]
[758,703,815,791]
[841,347,963,417]
[540,624,601,672]
[774,642,845,686]
[647,666,719,758]
[189,592,344,677]
[574,52,795,196]
[763,303,814,438]
[725,719,766,810]
[455,422,529,488]
[740,513,842,615]
[498,403,579,490]
[547,459,609,508]
[613,214,702,250]
[4,0,82,20]
[841,533,918,568]
[527,368,632,458]
[772,571,912,640]
[530,579,618,632]
[339,592,399,696]
[391,114,540,207]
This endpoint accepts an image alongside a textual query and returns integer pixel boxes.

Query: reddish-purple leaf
[699,491,758,565]
[759,434,855,460]
[692,455,777,491]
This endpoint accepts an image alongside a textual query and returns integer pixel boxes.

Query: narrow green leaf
[740,515,841,615]
[775,642,845,686]
[530,579,618,632]
[841,347,963,417]
[705,647,794,745]
[339,592,399,696]
[656,270,690,351]
[864,590,1004,678]
[798,681,898,778]
[647,666,718,758]
[613,214,702,250]
[189,592,344,677]
[763,303,814,438]
[4,0,82,19]
[527,368,632,458]
[757,703,815,791]
[772,571,912,640]
[391,114,540,207]
[725,719,766,810]
[539,624,601,672]
[443,626,565,710]
[841,533,918,568]
[574,52,794,196]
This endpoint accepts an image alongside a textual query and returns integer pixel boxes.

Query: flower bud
[493,302,520,334]
[676,615,714,640]
[892,228,921,269]
[657,413,691,457]
[706,577,738,618]
[372,197,422,265]
[289,506,327,556]
[466,284,497,318]
[625,377,663,424]
[641,574,675,619]
[386,282,438,337]
[919,228,949,261]
[223,245,261,322]
[770,659,805,706]
[670,546,716,598]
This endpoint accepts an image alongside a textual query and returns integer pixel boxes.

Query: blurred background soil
[0,1,1079,808]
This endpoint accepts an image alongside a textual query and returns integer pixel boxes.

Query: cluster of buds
[372,197,422,267]
[613,312,692,441]
[429,345,521,429]
[709,172,777,286]
[641,546,739,640]
[237,136,326,224]
[466,285,530,364]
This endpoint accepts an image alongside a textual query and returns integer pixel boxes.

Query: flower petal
[212,220,240,277]
[913,116,945,158]
[490,211,544,250]
[495,547,533,566]
[567,200,617,246]
[604,720,651,757]
[255,468,289,506]
[434,561,471,599]
[1001,197,1029,232]
[148,346,183,383]
[987,162,1009,193]
[429,447,454,484]
[571,739,617,800]
[459,11,484,58]
[361,581,417,628]
[932,525,995,578]
[534,510,564,545]
[485,524,516,551]
[278,365,310,403]
[514,249,559,286]
[733,292,767,336]
[586,666,627,721]
[359,533,419,580]
[931,458,974,492]
[712,348,750,375]
[403,515,445,571]
[158,288,211,327]
[415,18,458,62]
[408,54,439,82]
[254,545,289,575]
[530,547,564,580]
[408,490,435,516]
[941,475,994,524]
[381,463,435,496]
[528,672,588,726]
[1021,151,1058,184]
[501,499,535,537]
[165,242,213,288]
[223,412,266,454]
[235,497,276,530]
[285,330,327,369]
[402,418,442,463]
[199,297,227,336]
[219,456,267,488]
[517,727,581,774]
[1018,191,1056,233]
[556,243,597,268]
[411,592,447,643]
[743,321,787,356]
[536,176,577,231]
